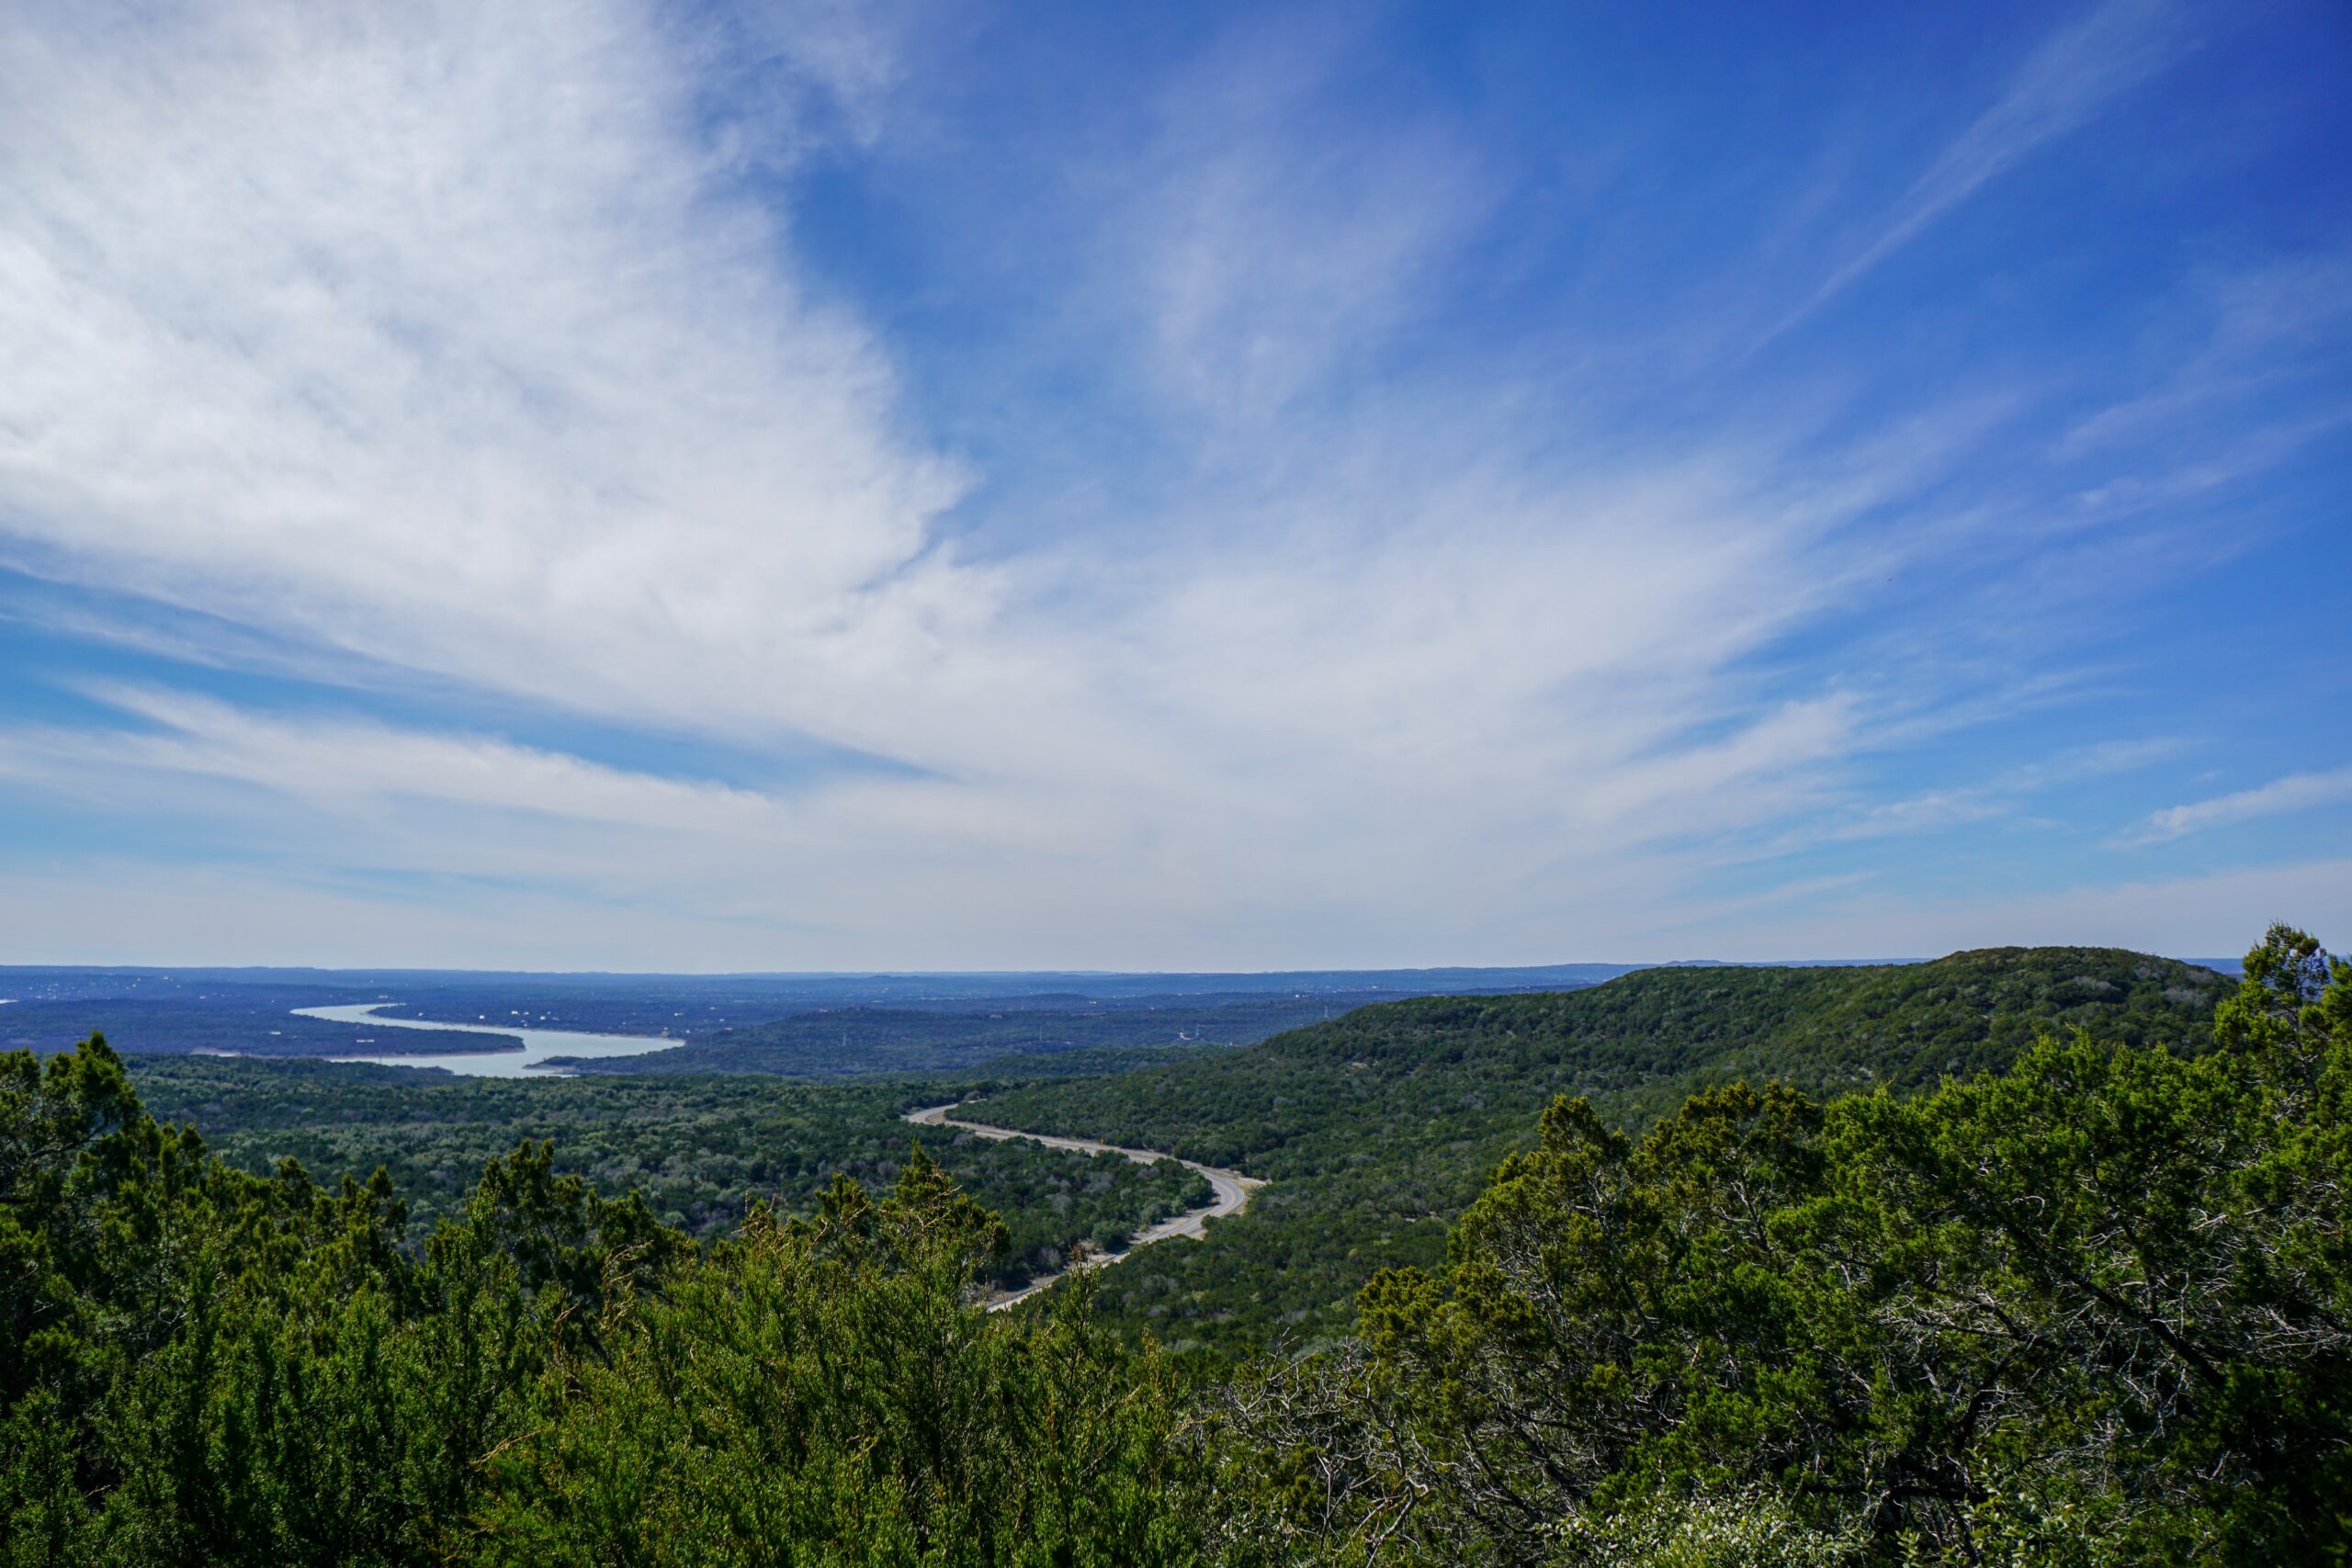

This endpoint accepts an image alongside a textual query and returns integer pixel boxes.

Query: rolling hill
[967,946,2229,1351]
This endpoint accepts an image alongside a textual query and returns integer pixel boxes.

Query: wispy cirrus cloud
[1123,16,1500,422]
[2120,767,2352,847]
[1741,739,2185,858]
[1770,0,2191,338]
[2062,254,2352,457]
[0,0,1966,964]
[0,0,2341,966]
[0,0,990,762]
[0,684,786,834]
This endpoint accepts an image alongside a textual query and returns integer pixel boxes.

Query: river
[293,1002,684,1077]
[903,1102,1266,1310]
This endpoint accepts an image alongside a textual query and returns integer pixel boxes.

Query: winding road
[903,1102,1267,1310]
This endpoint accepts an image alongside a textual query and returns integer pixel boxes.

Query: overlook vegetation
[3,929,2342,1565]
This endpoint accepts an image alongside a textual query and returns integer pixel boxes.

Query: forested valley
[5,928,2346,1564]
[969,945,2232,1352]
[130,1062,1208,1292]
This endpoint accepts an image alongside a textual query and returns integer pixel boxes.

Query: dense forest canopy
[130,1061,1206,1292]
[971,946,2231,1350]
[3,929,2343,1563]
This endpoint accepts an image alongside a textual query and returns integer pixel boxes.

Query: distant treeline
[563,995,1384,1076]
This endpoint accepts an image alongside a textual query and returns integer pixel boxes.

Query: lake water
[293,1003,684,1077]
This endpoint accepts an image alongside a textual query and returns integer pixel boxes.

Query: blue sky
[0,0,2346,969]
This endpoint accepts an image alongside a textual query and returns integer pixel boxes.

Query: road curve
[903,1102,1268,1311]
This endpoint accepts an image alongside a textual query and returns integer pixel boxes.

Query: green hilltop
[967,945,2228,1349]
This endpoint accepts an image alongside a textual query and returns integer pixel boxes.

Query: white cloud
[2062,254,2352,456]
[1755,738,2187,852]
[0,684,786,834]
[1774,0,2189,335]
[0,0,992,764]
[0,0,2319,967]
[1125,19,1499,421]
[0,860,817,972]
[2121,767,2352,846]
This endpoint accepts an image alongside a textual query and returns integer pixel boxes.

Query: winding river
[285,1021,1246,1300]
[294,1003,684,1077]
[904,1102,1266,1310]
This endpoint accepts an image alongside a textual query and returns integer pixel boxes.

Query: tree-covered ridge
[971,946,2227,1352]
[980,946,2225,1167]
[129,1057,1207,1293]
[1212,926,2350,1563]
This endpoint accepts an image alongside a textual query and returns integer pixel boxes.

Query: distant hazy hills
[1,962,1648,1065]
[4,953,2236,1074]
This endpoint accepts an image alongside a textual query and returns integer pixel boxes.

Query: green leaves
[477,1196,1205,1566]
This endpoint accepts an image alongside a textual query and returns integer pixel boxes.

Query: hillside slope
[971,947,2225,1351]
